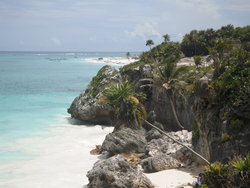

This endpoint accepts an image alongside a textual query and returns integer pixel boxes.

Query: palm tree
[163,34,170,43]
[104,82,146,129]
[158,59,191,129]
[146,39,154,50]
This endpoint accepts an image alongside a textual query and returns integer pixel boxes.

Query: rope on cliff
[144,120,210,165]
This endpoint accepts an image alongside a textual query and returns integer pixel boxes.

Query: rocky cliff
[68,59,250,163]
[68,65,121,124]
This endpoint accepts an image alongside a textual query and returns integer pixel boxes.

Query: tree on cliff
[158,58,191,130]
[104,82,146,129]
[140,42,187,130]
[146,39,154,50]
[163,34,170,43]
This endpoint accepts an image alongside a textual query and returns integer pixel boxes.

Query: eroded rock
[102,128,147,155]
[141,154,181,173]
[87,155,154,188]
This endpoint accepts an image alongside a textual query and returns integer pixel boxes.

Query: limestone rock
[141,154,181,173]
[68,65,121,123]
[102,128,147,155]
[87,155,154,188]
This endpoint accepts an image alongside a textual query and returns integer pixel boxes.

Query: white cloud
[125,23,161,39]
[225,4,250,11]
[175,0,220,19]
[50,37,61,46]
[218,0,250,12]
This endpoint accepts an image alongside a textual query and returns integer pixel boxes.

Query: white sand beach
[0,119,113,188]
[84,57,138,65]
[0,116,199,188]
[145,167,199,188]
[84,56,213,67]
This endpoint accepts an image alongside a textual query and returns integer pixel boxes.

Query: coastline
[0,119,113,188]
[84,57,138,65]
[83,56,213,67]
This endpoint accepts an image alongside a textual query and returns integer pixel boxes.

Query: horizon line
[0,50,143,53]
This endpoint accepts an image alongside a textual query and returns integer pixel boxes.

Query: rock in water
[68,65,121,123]
[87,155,154,188]
[102,128,147,155]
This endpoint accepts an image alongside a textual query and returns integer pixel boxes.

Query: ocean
[0,52,131,187]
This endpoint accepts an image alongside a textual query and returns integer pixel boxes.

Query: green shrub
[230,119,244,129]
[220,134,233,142]
[194,56,202,66]
[203,153,250,187]
[204,162,229,187]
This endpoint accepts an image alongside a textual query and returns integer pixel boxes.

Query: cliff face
[68,61,250,163]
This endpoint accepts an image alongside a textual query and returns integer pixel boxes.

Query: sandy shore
[84,57,138,65]
[0,118,113,188]
[145,166,200,188]
[84,56,212,67]
[0,116,199,188]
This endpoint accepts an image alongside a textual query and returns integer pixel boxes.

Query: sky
[0,0,249,52]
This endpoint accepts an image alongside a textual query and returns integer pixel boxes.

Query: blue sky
[0,0,249,51]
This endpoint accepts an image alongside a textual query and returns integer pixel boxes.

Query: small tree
[146,39,154,50]
[163,34,170,43]
[159,59,191,129]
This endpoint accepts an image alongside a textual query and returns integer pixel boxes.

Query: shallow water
[0,52,121,187]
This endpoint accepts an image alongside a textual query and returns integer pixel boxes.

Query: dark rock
[146,129,162,141]
[87,155,154,188]
[121,66,141,82]
[102,128,147,155]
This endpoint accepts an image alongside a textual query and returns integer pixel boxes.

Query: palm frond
[103,82,147,128]
[172,65,192,79]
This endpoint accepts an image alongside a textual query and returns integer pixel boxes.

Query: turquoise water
[0,52,127,165]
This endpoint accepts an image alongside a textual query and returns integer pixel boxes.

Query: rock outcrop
[68,65,121,123]
[87,155,154,188]
[102,128,147,155]
[69,57,250,165]
[142,130,193,172]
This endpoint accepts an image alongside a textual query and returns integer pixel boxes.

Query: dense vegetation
[181,24,250,57]
[202,153,250,187]
[121,25,250,130]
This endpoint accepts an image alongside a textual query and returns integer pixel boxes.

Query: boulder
[141,154,181,173]
[142,130,193,172]
[145,129,162,141]
[87,155,154,188]
[102,128,147,155]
